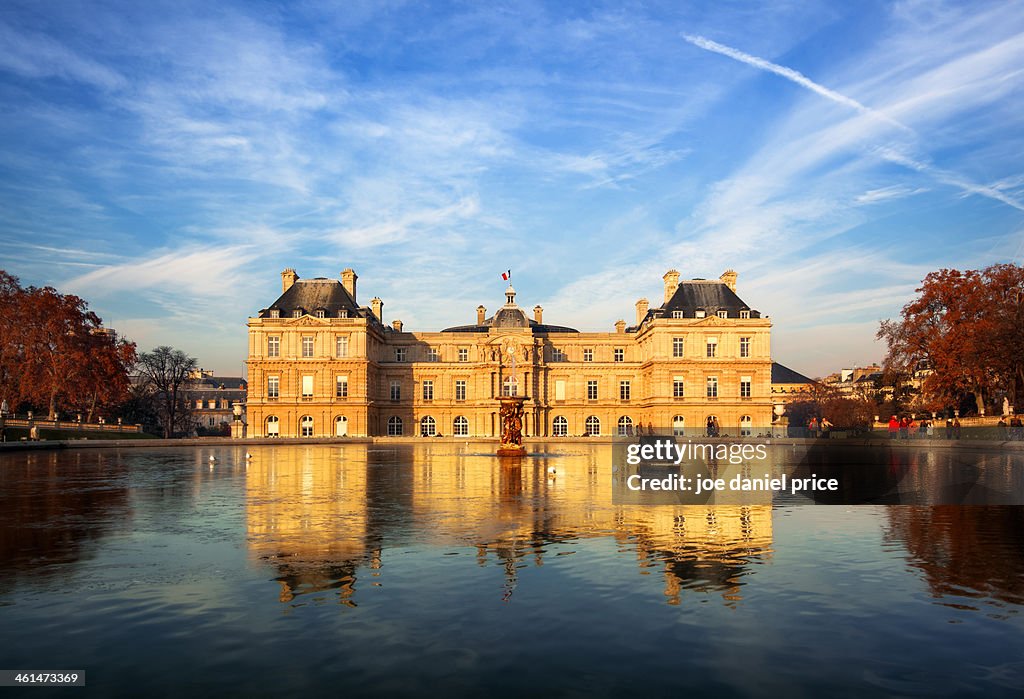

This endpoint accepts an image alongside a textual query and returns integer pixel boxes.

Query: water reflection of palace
[244,444,773,606]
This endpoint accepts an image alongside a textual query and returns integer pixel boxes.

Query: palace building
[245,267,773,438]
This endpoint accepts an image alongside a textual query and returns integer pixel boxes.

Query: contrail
[683,33,1024,213]
[682,34,911,133]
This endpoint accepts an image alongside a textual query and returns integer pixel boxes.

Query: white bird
[245,452,252,459]
[547,466,557,477]
[209,455,216,462]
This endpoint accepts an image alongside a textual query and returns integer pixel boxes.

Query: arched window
[300,415,314,437]
[266,415,279,437]
[335,415,348,437]
[617,415,633,436]
[585,415,600,436]
[420,415,436,437]
[387,416,403,436]
[673,415,685,436]
[740,415,753,437]
[453,416,468,436]
[552,416,568,437]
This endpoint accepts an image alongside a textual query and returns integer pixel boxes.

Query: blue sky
[1,0,1022,378]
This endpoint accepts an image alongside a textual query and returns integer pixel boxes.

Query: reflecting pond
[1,443,1023,697]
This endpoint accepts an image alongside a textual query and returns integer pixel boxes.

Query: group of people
[887,415,961,439]
[997,416,1024,440]
[806,416,833,437]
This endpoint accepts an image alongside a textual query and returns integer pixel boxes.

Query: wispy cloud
[682,33,911,132]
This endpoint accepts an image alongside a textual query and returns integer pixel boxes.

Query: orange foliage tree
[878,264,1024,415]
[0,270,137,420]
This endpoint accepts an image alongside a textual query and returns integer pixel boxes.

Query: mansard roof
[771,362,814,385]
[258,278,373,320]
[662,280,760,317]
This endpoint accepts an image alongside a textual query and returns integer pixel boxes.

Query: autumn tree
[878,264,1024,415]
[0,270,136,418]
[135,346,198,438]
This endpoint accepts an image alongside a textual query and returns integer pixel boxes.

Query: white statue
[1004,397,1011,416]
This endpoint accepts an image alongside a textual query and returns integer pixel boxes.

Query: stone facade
[245,267,773,438]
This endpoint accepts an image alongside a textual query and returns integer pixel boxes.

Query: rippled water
[1,444,1023,697]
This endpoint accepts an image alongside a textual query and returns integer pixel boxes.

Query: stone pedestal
[497,396,526,457]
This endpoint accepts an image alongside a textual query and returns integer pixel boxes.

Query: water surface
[1,444,1022,697]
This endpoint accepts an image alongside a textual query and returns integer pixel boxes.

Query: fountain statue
[497,343,527,457]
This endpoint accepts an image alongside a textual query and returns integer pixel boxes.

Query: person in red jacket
[888,415,899,439]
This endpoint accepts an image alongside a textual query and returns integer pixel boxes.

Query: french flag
[501,269,511,281]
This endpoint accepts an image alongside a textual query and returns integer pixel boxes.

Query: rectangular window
[269,309,280,318]
[587,380,598,400]
[268,376,279,398]
[427,348,439,362]
[293,309,302,318]
[267,336,280,357]
[395,347,407,362]
[695,310,706,318]
[706,376,718,398]
[336,336,349,358]
[390,381,401,401]
[673,377,685,398]
[717,310,728,319]
[458,348,469,362]
[740,376,752,398]
[706,338,718,358]
[619,380,631,400]
[336,375,348,398]
[672,337,684,358]
[208,416,215,426]
[740,310,750,319]
[555,380,566,401]
[208,400,216,409]
[195,400,203,409]
[301,375,314,398]
[672,311,684,319]
[422,380,434,401]
[614,348,624,362]
[301,336,314,358]
[455,380,466,401]
[551,348,566,362]
[315,309,325,318]
[740,337,751,358]
[583,349,593,362]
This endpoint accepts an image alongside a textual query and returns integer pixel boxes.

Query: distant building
[245,267,775,438]
[184,369,247,435]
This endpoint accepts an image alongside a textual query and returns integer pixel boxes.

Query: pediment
[695,315,724,326]
[285,315,328,327]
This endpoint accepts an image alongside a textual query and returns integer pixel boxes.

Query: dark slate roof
[259,279,371,320]
[629,279,762,331]
[661,280,760,318]
[191,376,247,390]
[771,362,814,385]
[442,310,578,334]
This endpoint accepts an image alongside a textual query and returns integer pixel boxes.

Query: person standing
[888,416,899,440]
[945,419,953,440]
[953,418,962,440]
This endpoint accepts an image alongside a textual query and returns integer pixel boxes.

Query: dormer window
[672,311,684,319]
[695,310,706,319]
[269,309,280,319]
[717,310,728,319]
[339,309,348,318]
[315,309,325,319]
[293,309,303,318]
[740,310,750,319]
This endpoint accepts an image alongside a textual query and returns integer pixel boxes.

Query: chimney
[392,319,403,332]
[477,305,486,325]
[534,305,543,324]
[635,298,649,325]
[341,268,358,301]
[281,268,299,293]
[720,269,737,292]
[371,297,383,321]
[663,269,680,304]
[615,319,626,334]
